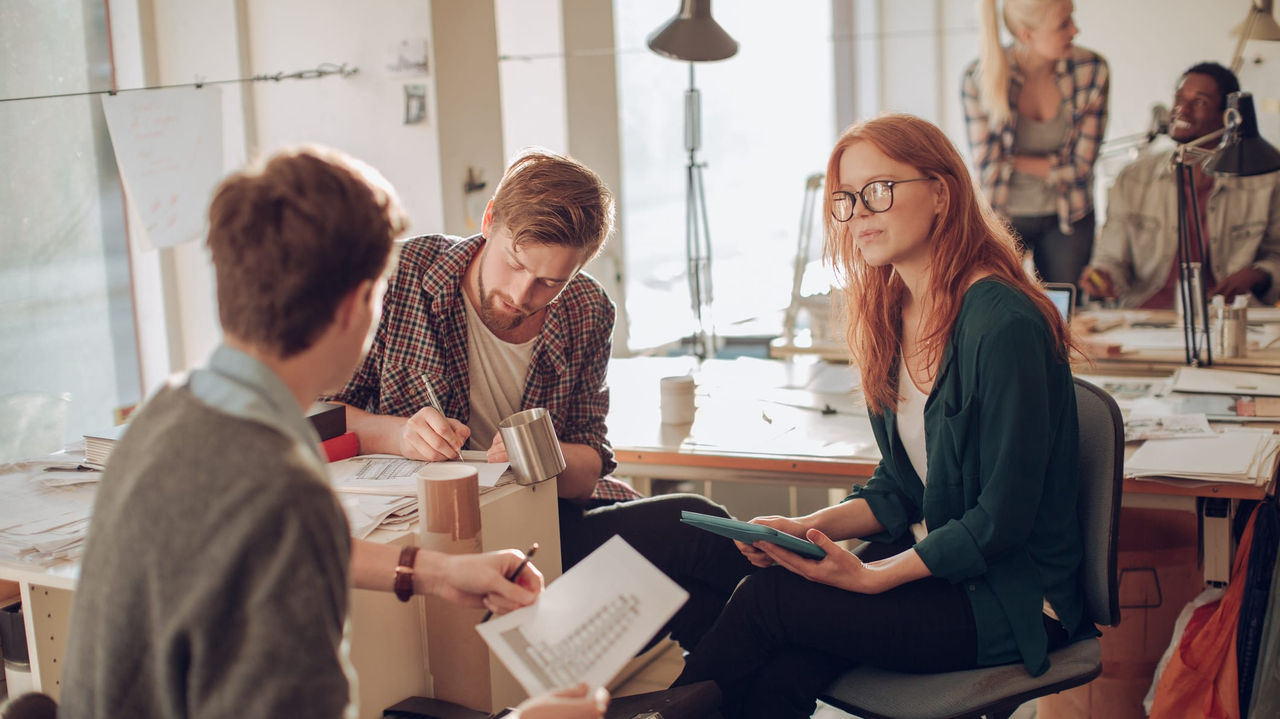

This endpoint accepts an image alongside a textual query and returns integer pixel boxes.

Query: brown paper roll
[415,463,481,542]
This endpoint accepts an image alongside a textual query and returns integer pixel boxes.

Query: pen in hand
[481,542,539,623]
[420,373,464,461]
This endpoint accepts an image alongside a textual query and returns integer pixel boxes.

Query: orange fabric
[1149,508,1259,719]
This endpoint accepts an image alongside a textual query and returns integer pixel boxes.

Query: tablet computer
[680,511,826,559]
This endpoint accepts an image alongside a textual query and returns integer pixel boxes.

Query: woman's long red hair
[822,114,1074,415]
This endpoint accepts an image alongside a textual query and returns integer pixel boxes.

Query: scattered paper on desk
[476,536,688,696]
[0,453,98,565]
[1075,375,1168,402]
[329,454,509,494]
[1128,428,1278,484]
[1095,327,1190,351]
[340,494,417,540]
[1124,414,1215,442]
[1171,367,1280,398]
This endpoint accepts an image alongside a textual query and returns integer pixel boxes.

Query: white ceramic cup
[659,375,696,424]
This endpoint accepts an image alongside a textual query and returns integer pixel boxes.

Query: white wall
[110,0,449,388]
[1079,0,1280,144]
[245,0,445,231]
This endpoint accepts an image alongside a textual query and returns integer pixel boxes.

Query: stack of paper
[83,424,129,470]
[1170,367,1280,397]
[0,455,98,566]
[340,494,418,540]
[1128,427,1280,486]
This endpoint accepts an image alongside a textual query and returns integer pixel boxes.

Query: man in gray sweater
[60,148,606,719]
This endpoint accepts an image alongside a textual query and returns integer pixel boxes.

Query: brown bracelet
[393,545,417,602]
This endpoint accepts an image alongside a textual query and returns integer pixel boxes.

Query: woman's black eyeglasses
[830,178,936,221]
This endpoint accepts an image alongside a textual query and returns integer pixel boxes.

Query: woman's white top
[896,356,930,544]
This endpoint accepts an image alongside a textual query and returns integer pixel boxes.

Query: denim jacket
[1090,148,1280,307]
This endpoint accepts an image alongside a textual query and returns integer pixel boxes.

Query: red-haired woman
[673,114,1098,719]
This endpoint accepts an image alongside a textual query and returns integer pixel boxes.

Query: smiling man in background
[1079,61,1280,308]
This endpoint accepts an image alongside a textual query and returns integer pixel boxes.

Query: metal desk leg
[1200,497,1235,587]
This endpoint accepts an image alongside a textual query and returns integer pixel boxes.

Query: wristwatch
[394,545,417,602]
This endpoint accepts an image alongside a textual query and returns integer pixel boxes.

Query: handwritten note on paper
[101,86,224,250]
[476,536,688,696]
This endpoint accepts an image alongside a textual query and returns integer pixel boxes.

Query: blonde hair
[489,148,615,262]
[976,0,1067,126]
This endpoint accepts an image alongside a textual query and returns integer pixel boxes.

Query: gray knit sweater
[61,385,353,718]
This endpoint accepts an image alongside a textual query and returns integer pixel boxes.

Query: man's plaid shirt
[962,45,1109,234]
[327,234,638,501]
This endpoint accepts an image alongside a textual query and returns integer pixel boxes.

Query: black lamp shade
[647,0,738,62]
[1206,92,1280,177]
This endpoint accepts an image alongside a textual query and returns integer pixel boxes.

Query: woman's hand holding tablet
[680,511,827,559]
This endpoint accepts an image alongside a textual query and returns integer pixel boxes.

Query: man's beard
[476,267,530,333]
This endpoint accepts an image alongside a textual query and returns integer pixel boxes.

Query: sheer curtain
[0,0,141,457]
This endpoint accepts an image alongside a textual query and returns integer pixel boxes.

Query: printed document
[476,536,688,695]
[328,453,509,493]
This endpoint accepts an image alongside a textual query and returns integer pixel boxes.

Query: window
[614,1,835,351]
[0,0,141,459]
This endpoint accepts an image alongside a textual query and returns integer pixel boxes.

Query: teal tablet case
[680,511,826,559]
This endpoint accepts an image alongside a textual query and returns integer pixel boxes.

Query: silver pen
[420,373,464,460]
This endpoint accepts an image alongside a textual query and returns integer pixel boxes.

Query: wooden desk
[1072,309,1280,376]
[0,472,559,718]
[609,356,877,514]
[607,356,1275,584]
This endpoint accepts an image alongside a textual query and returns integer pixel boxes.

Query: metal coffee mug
[498,408,566,485]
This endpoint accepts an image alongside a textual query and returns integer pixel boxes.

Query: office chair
[819,378,1124,719]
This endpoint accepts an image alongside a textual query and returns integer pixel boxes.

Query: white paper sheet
[476,536,688,695]
[1128,427,1274,483]
[1124,413,1215,442]
[328,454,510,494]
[1171,367,1280,397]
[101,87,224,249]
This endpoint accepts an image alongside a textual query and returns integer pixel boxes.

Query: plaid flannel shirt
[962,45,1109,234]
[327,234,639,502]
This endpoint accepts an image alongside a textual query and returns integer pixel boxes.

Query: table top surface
[607,355,1276,501]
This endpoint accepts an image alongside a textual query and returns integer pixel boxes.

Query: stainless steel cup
[498,408,566,485]
[1217,306,1248,359]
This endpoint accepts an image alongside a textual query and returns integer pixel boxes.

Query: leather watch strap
[394,545,417,602]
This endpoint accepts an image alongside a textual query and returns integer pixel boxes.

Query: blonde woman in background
[962,0,1109,290]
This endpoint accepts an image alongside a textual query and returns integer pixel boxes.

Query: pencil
[1086,268,1108,294]
[420,373,464,461]
[480,543,539,622]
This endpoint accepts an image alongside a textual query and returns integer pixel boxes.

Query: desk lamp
[1229,0,1280,74]
[647,0,737,359]
[1175,91,1280,365]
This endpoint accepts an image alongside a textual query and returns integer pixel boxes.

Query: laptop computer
[1044,282,1076,322]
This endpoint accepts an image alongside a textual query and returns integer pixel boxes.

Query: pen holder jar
[1216,306,1248,359]
[416,463,481,554]
[498,408,566,486]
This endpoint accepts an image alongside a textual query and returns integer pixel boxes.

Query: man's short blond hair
[488,148,615,261]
